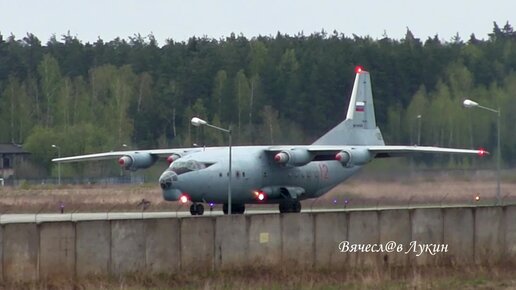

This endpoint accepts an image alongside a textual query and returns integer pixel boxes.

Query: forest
[1,22,516,177]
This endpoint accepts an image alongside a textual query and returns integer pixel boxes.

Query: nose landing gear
[189,203,205,215]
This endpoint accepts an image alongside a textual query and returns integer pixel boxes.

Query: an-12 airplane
[53,66,486,215]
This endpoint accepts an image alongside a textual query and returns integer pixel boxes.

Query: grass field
[7,265,516,289]
[0,168,515,214]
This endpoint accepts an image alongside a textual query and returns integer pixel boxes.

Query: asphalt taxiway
[0,203,489,224]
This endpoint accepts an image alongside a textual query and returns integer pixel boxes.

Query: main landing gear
[279,199,301,213]
[223,203,245,215]
[189,203,204,215]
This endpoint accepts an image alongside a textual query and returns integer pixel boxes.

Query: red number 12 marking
[319,163,329,180]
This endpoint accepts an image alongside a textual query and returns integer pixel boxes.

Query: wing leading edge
[52,148,202,163]
[366,145,486,158]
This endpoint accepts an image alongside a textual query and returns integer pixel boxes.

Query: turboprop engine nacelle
[118,152,157,171]
[274,149,312,167]
[335,148,372,167]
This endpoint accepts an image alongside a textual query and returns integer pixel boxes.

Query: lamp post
[51,144,61,185]
[191,117,233,214]
[416,115,422,146]
[463,99,501,205]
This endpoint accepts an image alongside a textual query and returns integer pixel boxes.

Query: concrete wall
[110,220,146,275]
[248,214,281,266]
[411,208,444,266]
[39,222,76,279]
[76,220,110,277]
[281,213,315,267]
[215,215,247,269]
[0,205,514,282]
[348,211,379,267]
[314,212,347,268]
[505,206,516,262]
[145,218,180,273]
[474,207,504,264]
[3,223,38,282]
[379,209,410,266]
[443,208,474,265]
[180,217,214,270]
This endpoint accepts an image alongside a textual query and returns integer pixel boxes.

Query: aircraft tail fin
[312,67,385,146]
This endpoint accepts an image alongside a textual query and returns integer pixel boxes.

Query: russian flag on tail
[355,101,365,112]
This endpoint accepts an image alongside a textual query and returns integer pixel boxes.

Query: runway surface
[0,204,484,224]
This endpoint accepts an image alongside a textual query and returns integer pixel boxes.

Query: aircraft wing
[365,145,486,157]
[266,145,486,160]
[268,145,484,154]
[52,148,202,163]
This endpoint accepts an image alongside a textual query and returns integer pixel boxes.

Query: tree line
[1,22,516,177]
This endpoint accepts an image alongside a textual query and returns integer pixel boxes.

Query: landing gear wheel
[196,204,204,216]
[293,200,301,213]
[223,203,245,215]
[279,202,287,213]
[279,201,291,213]
[234,204,245,214]
[190,204,197,215]
[279,200,301,213]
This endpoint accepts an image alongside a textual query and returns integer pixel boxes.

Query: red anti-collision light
[477,148,488,157]
[355,66,364,74]
[253,190,267,202]
[179,194,189,204]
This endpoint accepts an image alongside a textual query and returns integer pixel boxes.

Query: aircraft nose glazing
[159,170,178,190]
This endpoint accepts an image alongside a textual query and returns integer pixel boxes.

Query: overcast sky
[1,0,515,45]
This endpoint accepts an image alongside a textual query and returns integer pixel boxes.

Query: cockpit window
[169,160,212,175]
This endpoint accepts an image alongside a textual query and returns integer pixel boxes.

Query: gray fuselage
[159,146,360,205]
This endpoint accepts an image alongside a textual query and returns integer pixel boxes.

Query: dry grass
[0,169,514,214]
[326,168,516,207]
[1,264,515,290]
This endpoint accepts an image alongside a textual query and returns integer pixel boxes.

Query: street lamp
[463,99,501,205]
[51,144,61,185]
[416,115,422,146]
[191,117,233,214]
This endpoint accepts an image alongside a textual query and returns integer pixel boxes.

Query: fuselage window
[169,160,208,175]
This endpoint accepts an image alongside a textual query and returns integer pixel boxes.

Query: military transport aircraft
[53,66,486,215]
